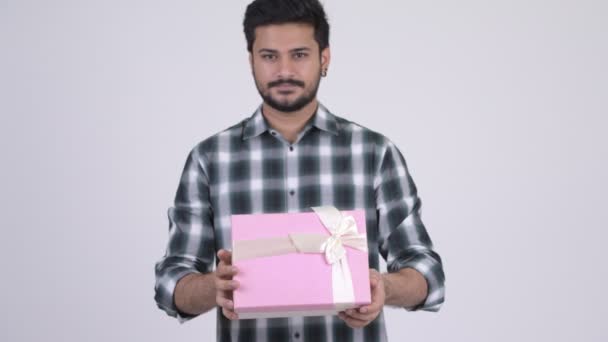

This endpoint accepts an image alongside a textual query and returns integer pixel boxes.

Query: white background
[1,1,607,341]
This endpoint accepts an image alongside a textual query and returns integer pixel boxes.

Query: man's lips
[275,84,297,90]
[268,79,305,89]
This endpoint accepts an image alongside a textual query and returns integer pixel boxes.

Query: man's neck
[261,99,318,144]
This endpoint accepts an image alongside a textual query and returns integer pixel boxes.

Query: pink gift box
[231,208,371,319]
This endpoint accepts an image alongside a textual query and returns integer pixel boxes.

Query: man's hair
[243,0,330,53]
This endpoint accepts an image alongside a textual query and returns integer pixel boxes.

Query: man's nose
[276,56,295,79]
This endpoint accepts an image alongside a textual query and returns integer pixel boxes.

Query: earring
[321,68,328,77]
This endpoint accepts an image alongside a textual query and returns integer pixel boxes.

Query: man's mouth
[276,83,297,90]
[268,79,305,89]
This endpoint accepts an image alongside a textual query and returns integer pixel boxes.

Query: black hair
[243,0,330,53]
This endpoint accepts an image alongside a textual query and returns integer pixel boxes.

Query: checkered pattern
[155,104,445,341]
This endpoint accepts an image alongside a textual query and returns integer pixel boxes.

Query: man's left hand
[338,269,385,328]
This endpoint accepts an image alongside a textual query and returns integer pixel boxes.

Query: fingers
[222,307,239,320]
[338,268,385,327]
[369,269,381,285]
[215,278,240,291]
[356,301,382,318]
[215,279,240,321]
[339,302,382,328]
[370,276,378,288]
[338,311,369,329]
[217,249,233,265]
[361,269,385,314]
[215,250,238,292]
[216,288,239,321]
[216,264,238,279]
[215,250,239,320]
[341,307,378,322]
[216,296,234,310]
[360,292,383,315]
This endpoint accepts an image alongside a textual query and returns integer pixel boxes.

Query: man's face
[250,23,330,113]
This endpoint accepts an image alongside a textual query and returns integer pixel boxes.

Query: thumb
[217,249,233,264]
[370,277,378,288]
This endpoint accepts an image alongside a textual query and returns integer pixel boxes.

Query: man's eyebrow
[257,48,278,54]
[290,47,311,53]
[256,47,312,54]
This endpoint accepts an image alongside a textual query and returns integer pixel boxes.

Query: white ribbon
[308,206,368,307]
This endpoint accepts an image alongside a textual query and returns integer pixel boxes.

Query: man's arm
[383,268,428,308]
[375,138,445,311]
[338,267,428,328]
[174,250,241,320]
[339,137,445,328]
[174,273,216,316]
[154,146,217,323]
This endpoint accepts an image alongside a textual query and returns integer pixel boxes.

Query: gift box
[231,206,371,319]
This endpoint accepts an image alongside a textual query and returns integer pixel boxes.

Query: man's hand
[338,269,385,328]
[215,249,240,320]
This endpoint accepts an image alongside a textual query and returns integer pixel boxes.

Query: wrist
[382,268,428,308]
[381,273,391,305]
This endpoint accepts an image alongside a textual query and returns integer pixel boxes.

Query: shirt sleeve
[154,146,216,323]
[374,138,445,312]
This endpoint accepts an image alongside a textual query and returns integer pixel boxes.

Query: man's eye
[262,55,276,60]
[293,52,308,59]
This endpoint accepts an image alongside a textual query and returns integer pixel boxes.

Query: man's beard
[254,72,321,113]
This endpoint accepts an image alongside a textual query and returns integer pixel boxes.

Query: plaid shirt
[154,103,445,342]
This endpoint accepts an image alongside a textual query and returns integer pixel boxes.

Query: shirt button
[271,131,277,136]
[289,146,294,151]
[289,190,295,196]
[294,332,300,339]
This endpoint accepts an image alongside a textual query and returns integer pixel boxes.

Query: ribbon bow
[296,206,368,307]
[312,207,368,265]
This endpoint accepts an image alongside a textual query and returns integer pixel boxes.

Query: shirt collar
[242,103,339,140]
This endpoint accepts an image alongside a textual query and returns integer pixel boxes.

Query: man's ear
[321,47,331,70]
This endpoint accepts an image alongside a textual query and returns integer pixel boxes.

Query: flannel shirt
[154,103,445,341]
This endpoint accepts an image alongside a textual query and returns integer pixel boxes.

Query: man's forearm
[382,268,428,309]
[174,272,217,316]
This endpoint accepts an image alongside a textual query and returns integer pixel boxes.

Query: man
[154,0,445,341]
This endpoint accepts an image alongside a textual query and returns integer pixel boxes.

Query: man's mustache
[268,79,305,88]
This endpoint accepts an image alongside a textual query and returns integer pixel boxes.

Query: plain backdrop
[1,1,607,341]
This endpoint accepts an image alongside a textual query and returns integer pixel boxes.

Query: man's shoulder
[331,111,392,148]
[185,116,249,160]
[194,118,249,153]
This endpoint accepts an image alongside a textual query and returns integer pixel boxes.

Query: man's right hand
[215,249,240,320]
